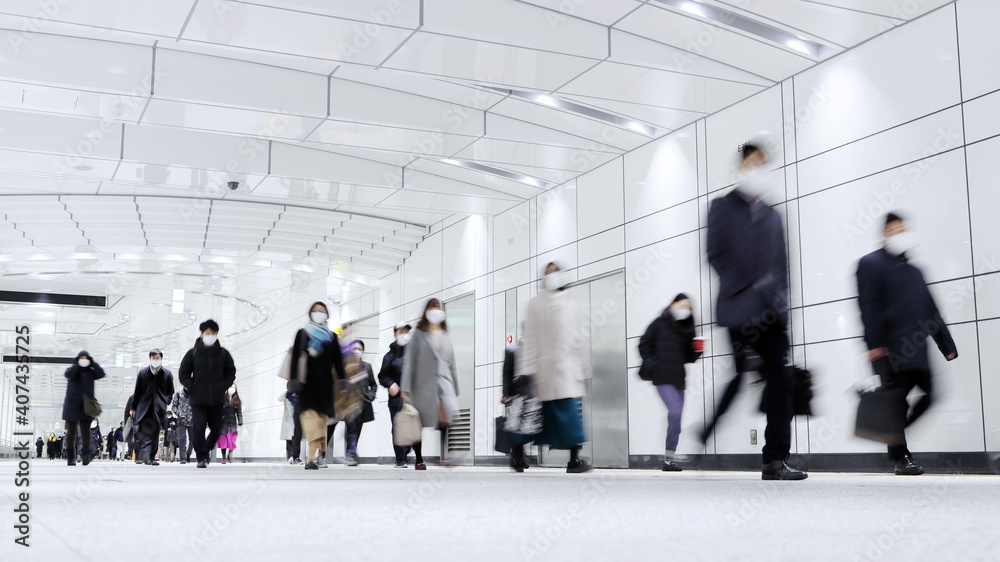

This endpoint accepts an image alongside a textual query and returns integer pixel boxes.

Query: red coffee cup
[692,337,706,352]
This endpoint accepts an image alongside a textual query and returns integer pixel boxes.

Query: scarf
[304,321,333,356]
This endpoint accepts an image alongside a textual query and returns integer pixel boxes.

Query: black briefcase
[494,415,513,454]
[855,386,908,444]
[758,367,814,416]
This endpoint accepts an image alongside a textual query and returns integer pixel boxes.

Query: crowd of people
[48,143,952,479]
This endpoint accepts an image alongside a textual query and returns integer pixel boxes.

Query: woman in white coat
[517,262,593,473]
[401,298,460,470]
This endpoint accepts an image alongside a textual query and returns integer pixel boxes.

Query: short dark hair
[149,349,162,359]
[741,143,765,163]
[356,340,365,351]
[885,212,904,228]
[200,319,219,333]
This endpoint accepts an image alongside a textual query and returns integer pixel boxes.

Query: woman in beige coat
[401,298,459,470]
[517,262,592,473]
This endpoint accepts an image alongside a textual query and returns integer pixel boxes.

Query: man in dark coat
[61,350,106,466]
[379,323,411,467]
[857,212,958,475]
[179,319,237,468]
[35,436,43,459]
[706,143,805,481]
[130,349,174,466]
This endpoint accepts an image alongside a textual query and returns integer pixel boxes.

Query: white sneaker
[287,457,294,465]
[317,456,328,468]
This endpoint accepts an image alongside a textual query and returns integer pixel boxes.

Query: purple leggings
[656,384,685,453]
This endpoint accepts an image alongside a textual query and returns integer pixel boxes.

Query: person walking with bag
[401,298,460,470]
[638,294,704,471]
[288,302,347,470]
[218,385,243,464]
[517,263,593,474]
[171,388,194,464]
[380,323,412,468]
[856,212,958,475]
[61,350,106,466]
[341,340,377,466]
[178,320,237,469]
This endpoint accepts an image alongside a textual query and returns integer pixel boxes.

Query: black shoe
[394,460,407,468]
[662,461,683,472]
[762,460,808,481]
[510,461,524,473]
[304,461,319,470]
[81,456,90,466]
[567,459,593,473]
[150,460,160,466]
[518,460,530,470]
[895,456,925,476]
[179,460,187,464]
[196,460,207,468]
[67,459,76,467]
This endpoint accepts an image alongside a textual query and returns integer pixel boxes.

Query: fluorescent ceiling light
[171,301,184,313]
[481,86,665,137]
[434,157,556,190]
[652,0,831,58]
[172,289,185,301]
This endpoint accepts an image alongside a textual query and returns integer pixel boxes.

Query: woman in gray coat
[401,298,459,470]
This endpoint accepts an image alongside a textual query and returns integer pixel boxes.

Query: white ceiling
[0,0,950,425]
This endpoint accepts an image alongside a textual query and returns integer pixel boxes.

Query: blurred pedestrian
[179,319,237,469]
[380,323,412,468]
[131,349,175,466]
[61,351,105,466]
[171,387,194,464]
[218,385,243,464]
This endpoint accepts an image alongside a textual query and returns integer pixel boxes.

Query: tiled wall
[343,0,1000,462]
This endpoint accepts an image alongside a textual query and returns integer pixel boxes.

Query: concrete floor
[2,459,998,562]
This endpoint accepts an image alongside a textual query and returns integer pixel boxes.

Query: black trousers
[177,424,193,461]
[64,421,90,462]
[285,412,302,460]
[885,368,933,461]
[387,395,411,463]
[137,416,161,460]
[727,326,793,465]
[191,404,225,462]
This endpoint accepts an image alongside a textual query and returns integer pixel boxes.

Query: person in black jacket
[179,319,237,469]
[35,436,44,459]
[289,302,347,470]
[379,322,411,467]
[341,340,377,467]
[501,333,530,472]
[638,294,703,471]
[130,349,175,466]
[706,142,805,481]
[61,350,106,466]
[218,386,243,464]
[857,212,958,476]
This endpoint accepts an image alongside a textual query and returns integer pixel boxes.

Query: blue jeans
[656,384,684,454]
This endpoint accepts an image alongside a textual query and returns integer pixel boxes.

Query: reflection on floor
[4,460,997,561]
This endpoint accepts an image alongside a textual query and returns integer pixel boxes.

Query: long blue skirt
[515,398,585,450]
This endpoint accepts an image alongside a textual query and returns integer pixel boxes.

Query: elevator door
[444,293,475,464]
[538,272,628,468]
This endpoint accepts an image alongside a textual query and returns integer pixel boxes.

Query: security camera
[227,181,240,191]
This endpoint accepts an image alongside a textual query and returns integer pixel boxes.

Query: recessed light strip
[653,0,831,58]
[437,157,555,190]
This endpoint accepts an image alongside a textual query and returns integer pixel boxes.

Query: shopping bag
[495,415,513,454]
[504,394,542,436]
[393,401,422,446]
[855,386,908,444]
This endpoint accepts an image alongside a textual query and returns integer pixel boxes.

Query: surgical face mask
[78,358,91,368]
[671,307,692,321]
[202,334,218,347]
[739,167,770,199]
[150,359,162,369]
[310,311,328,325]
[396,333,412,346]
[543,271,566,291]
[885,231,916,257]
[353,348,364,358]
[426,309,446,325]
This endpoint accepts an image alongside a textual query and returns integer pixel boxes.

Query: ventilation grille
[448,408,472,452]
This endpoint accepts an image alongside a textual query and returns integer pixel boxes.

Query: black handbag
[494,415,513,454]
[758,367,814,416]
[855,385,908,444]
[83,393,103,418]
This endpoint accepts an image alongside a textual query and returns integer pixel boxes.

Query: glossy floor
[2,460,998,561]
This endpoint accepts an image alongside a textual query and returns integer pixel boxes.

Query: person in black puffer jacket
[178,319,237,468]
[638,293,703,471]
[61,350,106,466]
[218,386,243,464]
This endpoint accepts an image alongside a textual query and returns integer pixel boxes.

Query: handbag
[122,418,133,442]
[83,393,103,418]
[393,400,422,446]
[855,385,908,444]
[495,415,513,454]
[758,367,814,416]
[504,374,542,436]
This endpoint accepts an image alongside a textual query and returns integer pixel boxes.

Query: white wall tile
[957,0,1000,100]
[706,86,784,192]
[576,254,625,282]
[624,124,698,221]
[979,319,1000,450]
[625,231,701,337]
[536,181,578,254]
[963,89,1000,145]
[578,227,624,266]
[576,158,625,239]
[625,199,699,251]
[967,137,1000,277]
[442,217,478,288]
[793,7,961,160]
[402,231,443,303]
[802,300,864,344]
[493,202,530,270]
[975,272,1000,321]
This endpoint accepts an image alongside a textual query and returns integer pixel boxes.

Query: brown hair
[416,298,448,332]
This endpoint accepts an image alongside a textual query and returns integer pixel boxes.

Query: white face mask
[739,167,770,199]
[543,271,566,291]
[885,231,916,257]
[310,311,328,325]
[426,309,446,325]
[353,348,364,358]
[396,332,412,346]
[150,359,162,369]
[78,358,91,368]
[671,307,692,321]
[202,334,218,347]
